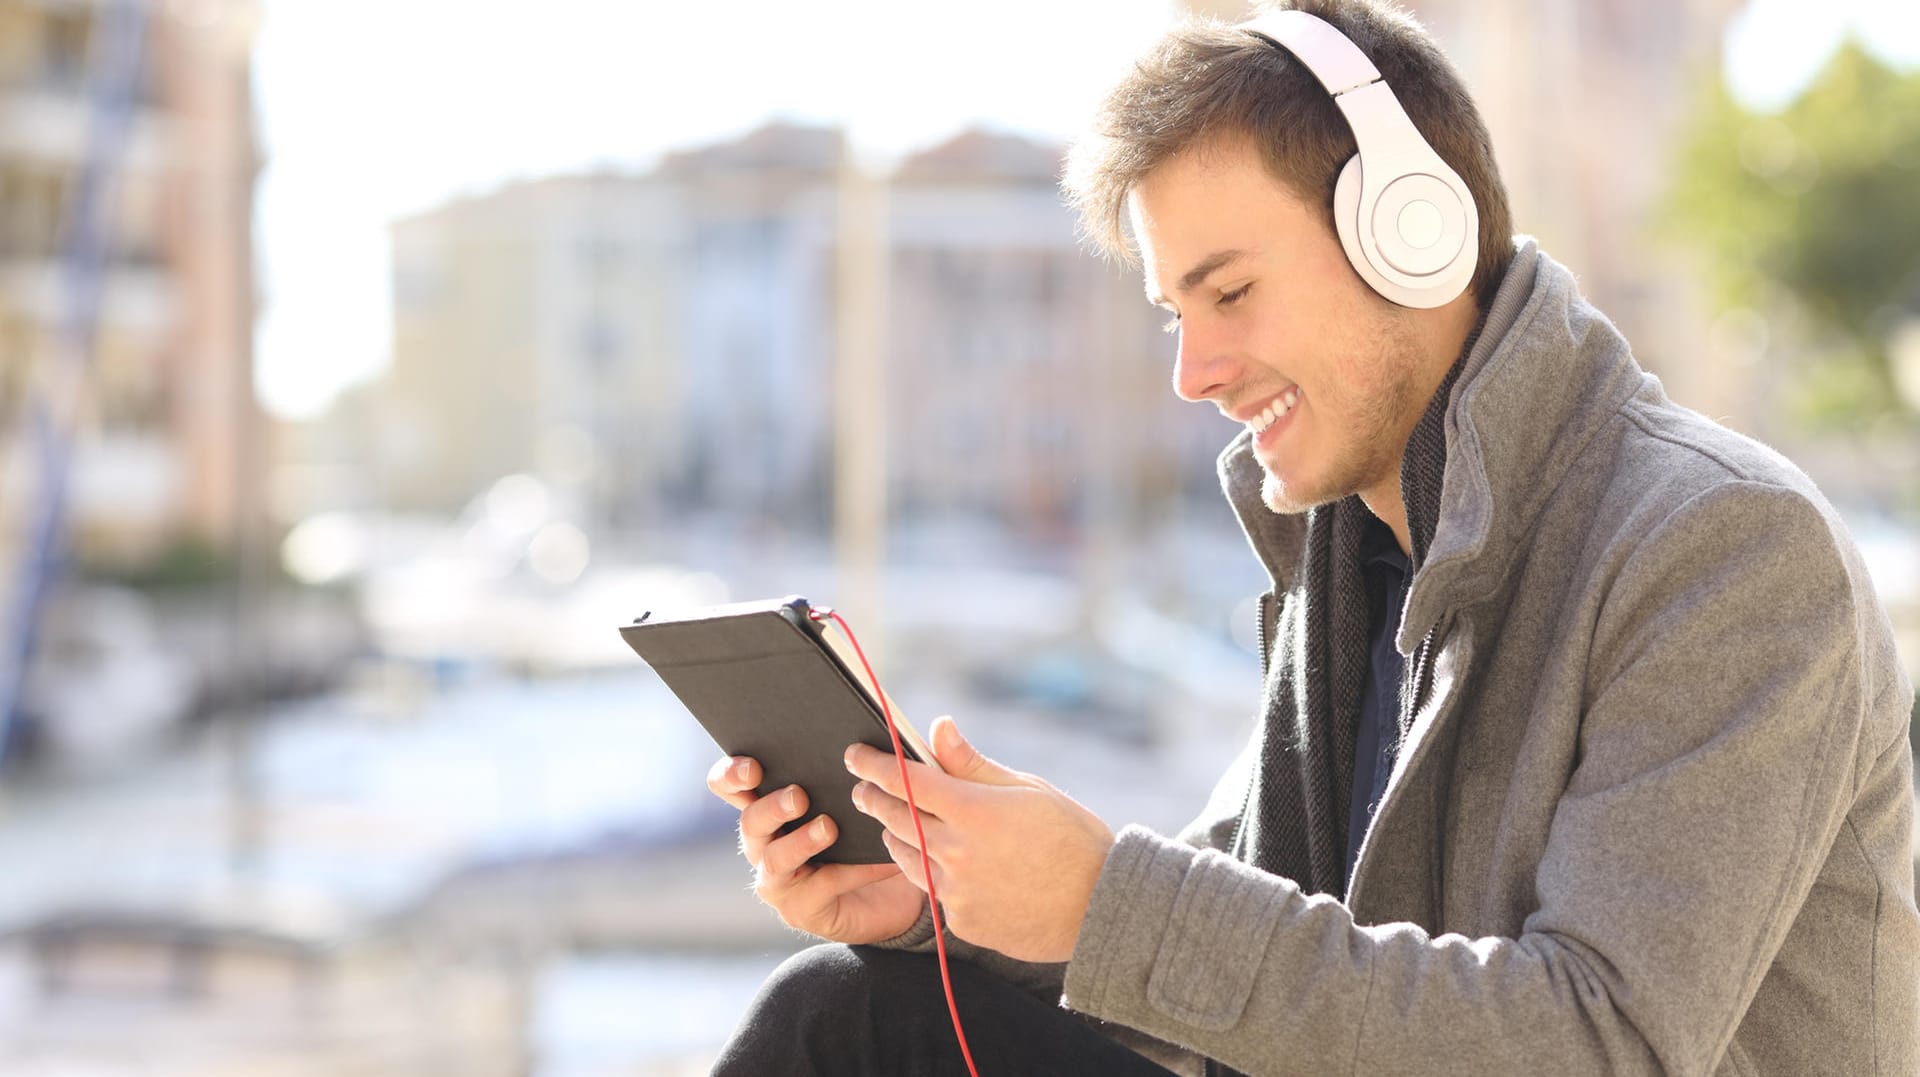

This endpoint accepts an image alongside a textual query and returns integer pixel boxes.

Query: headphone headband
[1240,11,1478,308]
[1244,10,1380,94]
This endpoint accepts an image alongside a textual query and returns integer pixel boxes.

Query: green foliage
[75,535,226,591]
[1791,347,1896,429]
[1664,41,1920,427]
[74,533,281,593]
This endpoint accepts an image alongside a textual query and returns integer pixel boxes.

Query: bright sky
[1723,0,1920,109]
[252,0,1920,421]
[251,0,1177,420]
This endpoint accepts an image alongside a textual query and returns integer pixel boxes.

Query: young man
[708,2,1920,1073]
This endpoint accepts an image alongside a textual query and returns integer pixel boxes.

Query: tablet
[619,595,936,864]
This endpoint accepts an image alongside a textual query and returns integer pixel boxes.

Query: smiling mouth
[1246,386,1301,436]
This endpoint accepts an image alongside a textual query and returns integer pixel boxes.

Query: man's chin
[1260,469,1326,516]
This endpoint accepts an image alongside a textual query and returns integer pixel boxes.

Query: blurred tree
[1664,41,1920,428]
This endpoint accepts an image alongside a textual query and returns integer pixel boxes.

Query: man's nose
[1172,322,1237,404]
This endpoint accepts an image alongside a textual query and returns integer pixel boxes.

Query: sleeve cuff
[868,899,936,952]
[1065,824,1198,1016]
[1066,823,1298,1033]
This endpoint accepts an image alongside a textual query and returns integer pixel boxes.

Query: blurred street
[0,642,1247,1072]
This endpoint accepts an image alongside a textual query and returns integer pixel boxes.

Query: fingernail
[731,758,750,782]
[843,747,858,771]
[810,817,829,841]
[782,787,799,813]
[850,781,866,810]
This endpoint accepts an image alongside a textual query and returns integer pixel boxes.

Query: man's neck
[1361,475,1414,558]
[1361,296,1480,557]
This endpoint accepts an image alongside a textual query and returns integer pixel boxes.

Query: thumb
[931,715,1021,786]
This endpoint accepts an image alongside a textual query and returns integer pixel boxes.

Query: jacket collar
[1219,238,1649,652]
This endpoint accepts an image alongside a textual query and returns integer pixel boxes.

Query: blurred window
[578,316,620,364]
[949,415,983,455]
[0,163,68,259]
[0,6,33,89]
[1032,416,1071,457]
[1034,253,1061,305]
[0,316,29,423]
[41,8,91,94]
[394,262,443,311]
[94,331,165,431]
[116,175,162,267]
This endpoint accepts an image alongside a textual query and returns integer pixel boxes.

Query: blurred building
[0,0,262,566]
[368,122,1225,543]
[382,124,840,531]
[1410,0,1748,422]
[660,123,841,531]
[887,128,1221,540]
[384,170,689,527]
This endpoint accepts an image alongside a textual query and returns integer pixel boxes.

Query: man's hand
[705,755,926,943]
[845,716,1115,963]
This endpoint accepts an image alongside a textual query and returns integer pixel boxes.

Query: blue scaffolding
[0,0,153,767]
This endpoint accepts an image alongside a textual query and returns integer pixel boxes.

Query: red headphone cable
[813,607,980,1077]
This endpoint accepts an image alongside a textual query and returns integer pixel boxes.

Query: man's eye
[1218,283,1252,307]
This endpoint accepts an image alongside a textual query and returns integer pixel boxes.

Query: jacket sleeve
[1061,481,1895,1076]
[866,729,1265,1005]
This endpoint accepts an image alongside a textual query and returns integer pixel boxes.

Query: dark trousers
[712,944,1182,1076]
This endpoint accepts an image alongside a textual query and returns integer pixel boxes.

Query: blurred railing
[0,0,149,767]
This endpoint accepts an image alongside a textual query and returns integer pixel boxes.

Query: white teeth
[1248,389,1298,435]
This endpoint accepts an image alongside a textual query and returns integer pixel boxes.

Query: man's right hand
[706,755,927,943]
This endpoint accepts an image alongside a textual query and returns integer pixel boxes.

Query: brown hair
[1063,0,1514,310]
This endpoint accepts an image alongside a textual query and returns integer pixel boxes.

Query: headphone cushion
[1330,153,1477,309]
[1331,154,1372,287]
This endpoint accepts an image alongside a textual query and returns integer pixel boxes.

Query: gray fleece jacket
[889,239,1920,1075]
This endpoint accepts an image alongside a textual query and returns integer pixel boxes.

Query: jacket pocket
[1144,849,1290,1031]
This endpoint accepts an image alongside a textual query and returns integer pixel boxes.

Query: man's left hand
[844,715,1115,964]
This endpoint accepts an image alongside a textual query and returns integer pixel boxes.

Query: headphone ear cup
[1331,154,1373,288]
[1330,152,1476,308]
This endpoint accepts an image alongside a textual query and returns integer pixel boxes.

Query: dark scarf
[1240,316,1484,895]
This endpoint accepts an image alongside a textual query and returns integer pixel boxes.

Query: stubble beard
[1258,428,1396,515]
[1256,320,1426,516]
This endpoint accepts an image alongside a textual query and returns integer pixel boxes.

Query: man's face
[1129,138,1427,516]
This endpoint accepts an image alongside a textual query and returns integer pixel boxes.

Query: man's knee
[717,944,948,1073]
[758,944,953,1022]
[756,943,885,1013]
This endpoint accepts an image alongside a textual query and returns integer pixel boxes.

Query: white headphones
[1241,11,1477,309]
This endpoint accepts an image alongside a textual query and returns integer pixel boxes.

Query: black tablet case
[619,597,920,864]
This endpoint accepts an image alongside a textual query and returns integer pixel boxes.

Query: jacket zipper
[1401,630,1437,737]
[1227,591,1278,864]
[1404,619,1452,921]
[1212,608,1437,1077]
[1256,590,1274,679]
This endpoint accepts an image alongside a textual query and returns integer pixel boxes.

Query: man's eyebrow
[1146,249,1248,306]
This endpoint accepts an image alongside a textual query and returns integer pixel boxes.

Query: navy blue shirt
[1345,516,1410,894]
